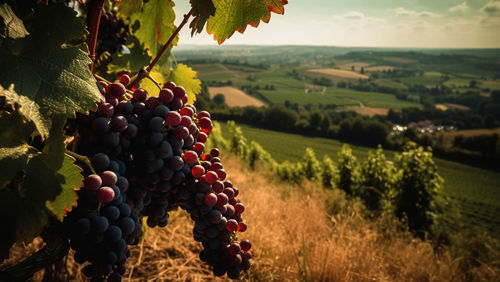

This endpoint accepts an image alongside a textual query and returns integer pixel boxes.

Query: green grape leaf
[108,35,151,74]
[167,64,201,104]
[116,0,143,18]
[189,0,216,35]
[206,0,287,44]
[130,0,178,57]
[141,71,165,97]
[0,152,71,253]
[0,145,30,190]
[0,108,36,190]
[0,3,101,138]
[0,3,29,41]
[45,154,83,221]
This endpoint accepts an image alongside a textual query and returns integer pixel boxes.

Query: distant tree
[360,67,365,74]
[469,80,478,88]
[264,106,298,130]
[213,94,226,106]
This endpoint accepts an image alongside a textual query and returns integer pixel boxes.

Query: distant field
[399,75,446,86]
[482,80,500,90]
[435,103,470,111]
[439,128,500,142]
[306,68,369,80]
[345,107,389,117]
[219,123,500,232]
[365,65,395,72]
[444,78,471,88]
[336,62,370,71]
[199,68,422,109]
[208,87,265,107]
[373,79,408,90]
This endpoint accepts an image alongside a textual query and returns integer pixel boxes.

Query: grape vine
[0,0,287,280]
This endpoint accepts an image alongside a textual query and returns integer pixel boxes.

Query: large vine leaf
[130,0,178,57]
[0,3,101,138]
[206,0,288,44]
[0,151,84,253]
[0,107,36,190]
[167,64,201,104]
[116,0,143,18]
[141,71,165,97]
[189,0,216,35]
[0,3,28,41]
[45,154,83,220]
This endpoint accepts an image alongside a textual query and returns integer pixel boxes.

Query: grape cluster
[63,165,139,282]
[97,11,129,56]
[174,149,252,278]
[64,75,251,280]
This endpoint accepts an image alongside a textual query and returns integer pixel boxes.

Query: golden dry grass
[208,87,266,107]
[3,154,497,281]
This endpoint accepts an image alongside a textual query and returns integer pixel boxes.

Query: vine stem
[86,0,106,72]
[127,9,194,89]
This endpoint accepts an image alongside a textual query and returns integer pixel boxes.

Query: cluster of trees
[207,105,391,147]
[209,121,446,238]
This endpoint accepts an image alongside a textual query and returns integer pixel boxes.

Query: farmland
[219,122,500,233]
[192,64,422,109]
[208,86,265,107]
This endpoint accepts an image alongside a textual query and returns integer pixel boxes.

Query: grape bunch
[97,11,129,56]
[64,74,251,280]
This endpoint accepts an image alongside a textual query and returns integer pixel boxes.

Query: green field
[194,65,422,109]
[219,123,500,232]
[399,75,446,86]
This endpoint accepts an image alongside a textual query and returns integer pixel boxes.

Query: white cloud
[449,2,469,13]
[394,7,440,18]
[344,11,364,20]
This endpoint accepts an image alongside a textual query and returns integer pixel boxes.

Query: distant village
[392,120,457,135]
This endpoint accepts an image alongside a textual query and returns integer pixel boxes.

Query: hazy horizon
[173,0,500,48]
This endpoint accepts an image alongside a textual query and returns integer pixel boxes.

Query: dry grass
[306,69,369,80]
[208,87,266,107]
[3,154,497,281]
[344,107,390,117]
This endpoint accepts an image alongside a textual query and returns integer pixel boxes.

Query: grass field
[373,79,408,90]
[219,123,500,232]
[208,87,265,107]
[399,75,447,86]
[197,67,422,109]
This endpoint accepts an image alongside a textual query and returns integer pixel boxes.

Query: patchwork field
[208,86,265,107]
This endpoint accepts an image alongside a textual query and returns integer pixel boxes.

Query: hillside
[4,153,498,281]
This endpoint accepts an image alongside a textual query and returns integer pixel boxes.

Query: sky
[173,0,500,48]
